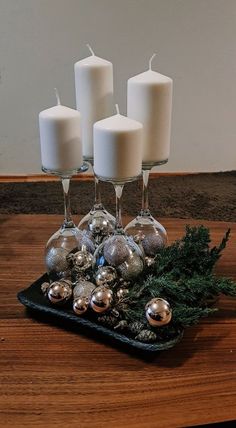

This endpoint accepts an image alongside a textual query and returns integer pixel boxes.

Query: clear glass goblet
[42,164,96,281]
[94,175,144,282]
[124,160,168,260]
[78,158,115,246]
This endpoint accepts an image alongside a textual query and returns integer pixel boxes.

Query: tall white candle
[74,45,114,160]
[94,105,143,182]
[127,54,173,164]
[39,89,83,173]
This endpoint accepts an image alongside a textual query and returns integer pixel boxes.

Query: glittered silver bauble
[116,288,129,299]
[117,253,144,280]
[47,279,72,305]
[79,230,95,254]
[67,246,93,273]
[145,298,172,327]
[142,233,165,257]
[73,280,96,315]
[45,247,69,275]
[95,266,118,287]
[90,286,113,313]
[73,280,96,299]
[103,235,130,267]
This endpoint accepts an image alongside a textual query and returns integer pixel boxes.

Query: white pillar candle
[93,105,143,182]
[74,45,114,160]
[39,90,83,173]
[127,54,173,164]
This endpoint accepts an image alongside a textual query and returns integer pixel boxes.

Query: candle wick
[86,43,95,56]
[54,88,61,105]
[115,104,120,115]
[149,53,157,70]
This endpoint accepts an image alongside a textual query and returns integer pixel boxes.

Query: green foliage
[111,226,236,342]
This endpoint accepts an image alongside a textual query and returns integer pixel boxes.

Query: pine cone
[135,330,157,343]
[97,315,117,328]
[128,321,145,335]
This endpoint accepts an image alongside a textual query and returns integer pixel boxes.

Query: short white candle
[127,54,173,164]
[39,89,83,173]
[74,45,114,160]
[93,105,143,182]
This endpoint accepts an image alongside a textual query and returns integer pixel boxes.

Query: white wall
[0,0,236,174]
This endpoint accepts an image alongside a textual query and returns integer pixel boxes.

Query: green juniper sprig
[108,226,236,341]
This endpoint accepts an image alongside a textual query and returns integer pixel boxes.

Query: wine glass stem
[141,169,151,216]
[61,177,74,228]
[94,174,102,208]
[114,184,124,232]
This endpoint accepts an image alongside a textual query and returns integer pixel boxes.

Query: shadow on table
[24,307,227,367]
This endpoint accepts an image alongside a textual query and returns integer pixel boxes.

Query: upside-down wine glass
[42,164,93,281]
[78,159,115,246]
[124,160,168,259]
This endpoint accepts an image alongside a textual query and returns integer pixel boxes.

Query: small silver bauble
[145,256,155,267]
[47,279,72,305]
[116,288,129,300]
[142,233,165,257]
[45,247,69,275]
[73,280,96,315]
[117,253,144,280]
[73,296,90,315]
[95,266,118,287]
[103,235,130,267]
[89,213,113,237]
[145,298,172,327]
[90,286,113,313]
[67,246,93,273]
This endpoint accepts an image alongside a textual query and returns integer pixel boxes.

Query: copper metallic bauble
[90,286,113,313]
[47,279,72,305]
[95,266,118,287]
[145,298,172,327]
[73,280,96,316]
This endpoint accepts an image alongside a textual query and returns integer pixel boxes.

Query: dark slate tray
[17,274,184,354]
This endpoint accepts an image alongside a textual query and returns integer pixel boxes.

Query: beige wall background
[0,0,236,174]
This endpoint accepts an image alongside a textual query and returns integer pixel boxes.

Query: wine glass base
[125,213,168,258]
[42,162,88,177]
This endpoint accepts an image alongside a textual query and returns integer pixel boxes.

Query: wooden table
[0,214,236,428]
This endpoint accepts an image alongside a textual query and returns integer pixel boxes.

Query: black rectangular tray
[17,274,183,354]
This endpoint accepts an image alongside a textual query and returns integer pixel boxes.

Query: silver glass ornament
[95,266,118,287]
[90,285,113,313]
[67,246,93,273]
[47,279,72,305]
[145,298,172,327]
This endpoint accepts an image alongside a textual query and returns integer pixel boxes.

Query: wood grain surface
[0,214,236,428]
